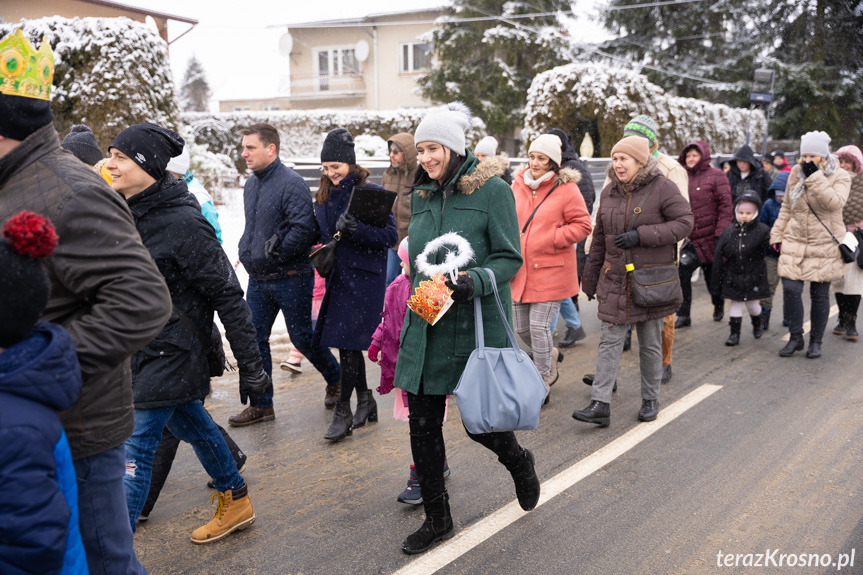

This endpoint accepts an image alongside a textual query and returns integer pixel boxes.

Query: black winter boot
[779,333,805,357]
[833,312,847,336]
[806,336,822,359]
[401,492,455,554]
[725,317,742,346]
[846,314,859,341]
[751,313,763,339]
[674,315,691,329]
[351,390,378,428]
[713,303,725,322]
[324,401,353,441]
[506,449,540,511]
[572,400,611,427]
[760,306,771,331]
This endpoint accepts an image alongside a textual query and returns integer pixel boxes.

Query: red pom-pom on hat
[2,211,59,259]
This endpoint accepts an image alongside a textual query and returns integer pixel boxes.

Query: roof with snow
[73,0,198,24]
[284,7,444,29]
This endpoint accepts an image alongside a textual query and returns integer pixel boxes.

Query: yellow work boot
[190,484,255,544]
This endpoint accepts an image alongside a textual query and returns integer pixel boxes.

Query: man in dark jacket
[107,123,269,544]
[232,122,341,426]
[727,144,773,204]
[0,30,170,575]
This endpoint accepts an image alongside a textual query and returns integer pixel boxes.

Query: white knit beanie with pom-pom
[414,102,472,156]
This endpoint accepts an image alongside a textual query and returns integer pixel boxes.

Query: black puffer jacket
[711,190,771,301]
[128,176,261,408]
[238,158,318,279]
[545,128,595,212]
[727,144,773,204]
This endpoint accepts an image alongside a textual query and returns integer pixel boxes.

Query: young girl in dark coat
[711,189,772,345]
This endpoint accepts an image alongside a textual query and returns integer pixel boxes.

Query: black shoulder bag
[521,184,560,235]
[805,200,859,264]
[309,231,340,279]
[625,181,682,307]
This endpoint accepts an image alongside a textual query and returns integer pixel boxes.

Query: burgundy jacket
[678,141,733,264]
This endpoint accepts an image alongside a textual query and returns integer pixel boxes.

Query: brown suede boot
[190,484,255,544]
[324,383,340,409]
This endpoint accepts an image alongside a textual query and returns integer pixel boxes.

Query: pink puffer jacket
[371,273,412,394]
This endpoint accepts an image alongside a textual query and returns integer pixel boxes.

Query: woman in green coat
[393,102,540,555]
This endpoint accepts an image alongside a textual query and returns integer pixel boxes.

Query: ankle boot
[806,336,822,358]
[725,317,742,346]
[506,449,540,511]
[190,484,255,544]
[713,303,725,322]
[751,313,763,339]
[351,390,378,428]
[761,306,771,331]
[324,401,353,441]
[779,333,805,357]
[401,492,455,554]
[846,315,858,341]
[571,400,611,427]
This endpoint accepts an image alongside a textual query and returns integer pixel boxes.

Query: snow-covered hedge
[523,63,766,156]
[180,108,487,172]
[0,17,178,150]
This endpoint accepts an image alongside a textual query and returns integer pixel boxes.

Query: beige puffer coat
[770,158,852,283]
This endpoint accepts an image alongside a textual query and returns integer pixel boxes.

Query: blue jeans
[549,297,581,333]
[75,444,148,575]
[124,400,243,532]
[247,275,340,407]
[386,249,402,286]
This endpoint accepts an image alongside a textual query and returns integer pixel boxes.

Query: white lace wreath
[415,232,475,281]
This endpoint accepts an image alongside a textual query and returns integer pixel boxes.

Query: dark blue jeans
[74,444,148,575]
[247,275,340,407]
[124,401,244,532]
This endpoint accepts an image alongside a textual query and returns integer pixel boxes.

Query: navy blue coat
[313,175,398,350]
[239,158,318,280]
[0,322,87,575]
[128,176,260,408]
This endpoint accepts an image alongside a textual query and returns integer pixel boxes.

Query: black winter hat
[321,128,356,164]
[0,212,58,348]
[109,123,185,181]
[62,124,104,166]
[0,93,54,141]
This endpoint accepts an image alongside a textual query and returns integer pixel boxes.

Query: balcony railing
[290,73,366,96]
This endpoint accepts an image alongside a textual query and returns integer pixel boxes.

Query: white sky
[118,0,608,108]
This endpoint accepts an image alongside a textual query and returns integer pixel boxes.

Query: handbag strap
[472,268,525,361]
[805,200,840,245]
[521,184,560,234]
[624,179,660,267]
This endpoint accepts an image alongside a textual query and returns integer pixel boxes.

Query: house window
[400,42,431,74]
[314,46,361,91]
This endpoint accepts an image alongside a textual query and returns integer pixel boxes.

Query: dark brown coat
[381,132,418,250]
[582,158,694,325]
[0,124,171,459]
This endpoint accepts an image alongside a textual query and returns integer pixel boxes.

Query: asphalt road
[134,285,863,575]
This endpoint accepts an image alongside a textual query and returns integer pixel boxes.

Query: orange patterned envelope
[407,273,454,326]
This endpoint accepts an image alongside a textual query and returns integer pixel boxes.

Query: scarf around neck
[523,168,556,190]
[789,154,838,207]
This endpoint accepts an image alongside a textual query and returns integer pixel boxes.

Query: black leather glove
[238,360,270,406]
[614,230,640,249]
[801,161,819,178]
[264,234,280,259]
[336,212,358,239]
[445,273,475,303]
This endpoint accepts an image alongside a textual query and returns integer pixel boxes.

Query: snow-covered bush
[0,17,178,150]
[523,63,767,156]
[354,134,388,157]
[181,108,487,173]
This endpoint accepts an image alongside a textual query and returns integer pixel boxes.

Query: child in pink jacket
[368,237,449,504]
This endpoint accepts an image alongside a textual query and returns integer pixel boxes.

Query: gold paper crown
[0,30,54,101]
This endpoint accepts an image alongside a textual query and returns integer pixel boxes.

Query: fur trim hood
[455,155,508,195]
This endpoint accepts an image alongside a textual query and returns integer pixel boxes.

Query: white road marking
[781,305,839,341]
[392,384,724,575]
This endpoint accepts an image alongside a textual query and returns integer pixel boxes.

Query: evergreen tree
[418,0,572,146]
[180,56,211,113]
[599,0,863,146]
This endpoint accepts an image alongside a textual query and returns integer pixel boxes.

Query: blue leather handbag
[453,268,548,434]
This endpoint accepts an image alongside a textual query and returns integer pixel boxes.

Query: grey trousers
[592,318,663,404]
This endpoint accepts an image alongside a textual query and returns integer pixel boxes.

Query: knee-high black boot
[726,317,742,346]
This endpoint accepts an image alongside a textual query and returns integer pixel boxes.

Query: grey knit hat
[623,114,659,148]
[800,131,831,158]
[62,125,104,166]
[474,136,498,157]
[414,102,472,156]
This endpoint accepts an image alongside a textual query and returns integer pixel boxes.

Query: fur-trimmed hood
[455,155,508,195]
